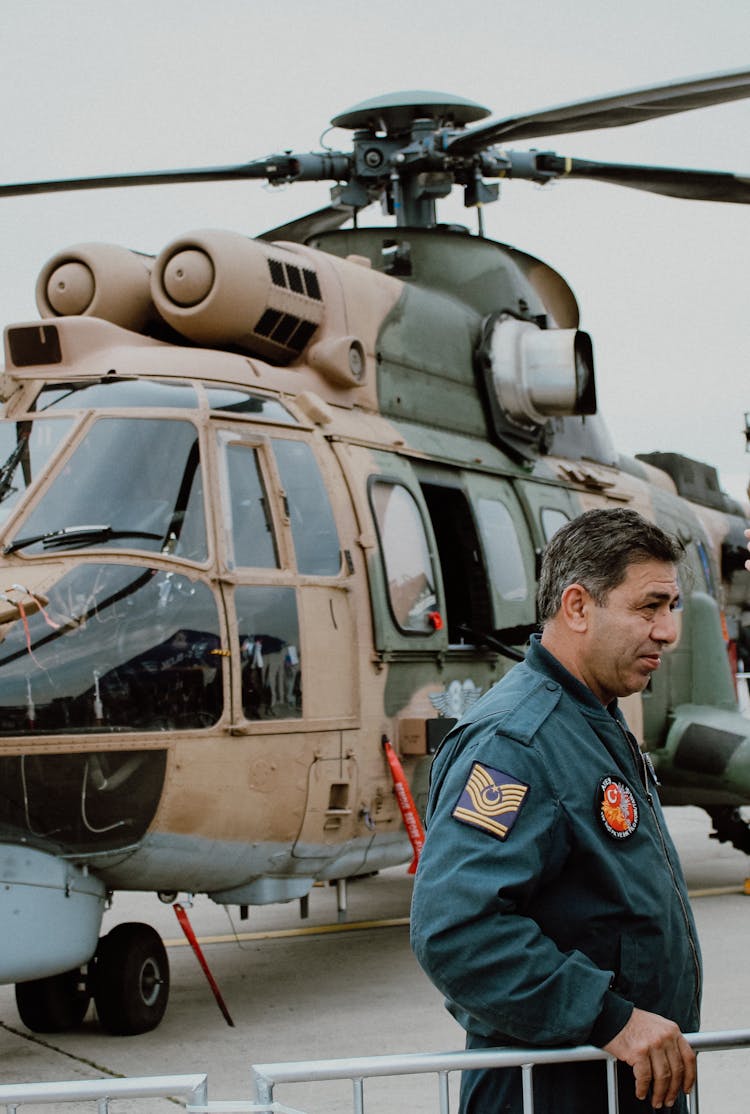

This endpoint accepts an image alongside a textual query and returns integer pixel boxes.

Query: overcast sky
[1,1,748,502]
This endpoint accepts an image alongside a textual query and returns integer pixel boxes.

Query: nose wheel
[91,922,170,1034]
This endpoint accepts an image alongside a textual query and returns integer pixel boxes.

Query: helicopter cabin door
[213,422,359,858]
[355,448,539,747]
[430,470,538,651]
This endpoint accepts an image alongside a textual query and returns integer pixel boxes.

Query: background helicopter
[1,43,750,1040]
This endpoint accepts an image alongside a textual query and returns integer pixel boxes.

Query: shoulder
[459,661,562,747]
[426,665,564,816]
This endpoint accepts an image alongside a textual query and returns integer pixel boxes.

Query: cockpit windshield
[0,417,74,527]
[3,416,207,561]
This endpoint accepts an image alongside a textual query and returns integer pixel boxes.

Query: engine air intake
[151,230,324,362]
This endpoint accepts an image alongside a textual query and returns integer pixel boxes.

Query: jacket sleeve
[410,717,633,1047]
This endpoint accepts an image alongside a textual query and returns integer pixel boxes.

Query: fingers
[676,1034,697,1100]
[745,528,750,572]
[604,1008,696,1109]
[647,1032,695,1109]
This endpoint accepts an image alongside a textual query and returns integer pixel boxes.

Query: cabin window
[370,480,437,632]
[0,563,223,735]
[222,439,279,569]
[7,417,207,561]
[540,507,570,542]
[695,539,716,595]
[272,439,341,575]
[236,586,301,719]
[476,497,528,602]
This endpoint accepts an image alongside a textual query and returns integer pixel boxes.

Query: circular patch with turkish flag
[597,775,639,840]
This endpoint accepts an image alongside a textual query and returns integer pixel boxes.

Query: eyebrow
[642,588,680,605]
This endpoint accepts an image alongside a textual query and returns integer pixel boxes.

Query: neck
[540,624,609,705]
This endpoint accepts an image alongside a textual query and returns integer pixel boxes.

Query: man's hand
[603,1007,696,1109]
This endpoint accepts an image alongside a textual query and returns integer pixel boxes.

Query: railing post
[521,1063,534,1113]
[690,1056,700,1114]
[437,1069,451,1114]
[254,1074,275,1108]
[605,1058,619,1113]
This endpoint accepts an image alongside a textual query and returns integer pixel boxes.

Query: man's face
[578,559,680,706]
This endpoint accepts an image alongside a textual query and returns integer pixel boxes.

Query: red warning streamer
[382,736,425,874]
[173,902,235,1027]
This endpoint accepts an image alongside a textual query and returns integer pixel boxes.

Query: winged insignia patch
[428,679,483,718]
[452,761,530,840]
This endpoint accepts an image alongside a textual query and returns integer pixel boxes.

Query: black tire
[15,967,90,1032]
[707,805,750,855]
[92,922,170,1035]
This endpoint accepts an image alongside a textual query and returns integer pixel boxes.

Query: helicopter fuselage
[1,224,748,1026]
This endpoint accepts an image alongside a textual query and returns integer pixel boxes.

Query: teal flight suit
[410,635,702,1114]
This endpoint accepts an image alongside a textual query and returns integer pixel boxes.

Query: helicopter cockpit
[0,370,349,861]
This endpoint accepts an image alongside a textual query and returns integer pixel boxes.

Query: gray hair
[537,507,684,625]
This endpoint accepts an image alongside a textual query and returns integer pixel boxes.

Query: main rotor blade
[555,158,750,204]
[448,67,750,153]
[0,162,274,199]
[259,204,365,243]
[0,152,351,200]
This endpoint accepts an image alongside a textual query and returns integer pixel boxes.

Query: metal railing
[250,1029,750,1114]
[1,1031,748,1113]
[0,1073,208,1113]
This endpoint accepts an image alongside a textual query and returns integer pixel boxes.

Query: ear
[559,583,591,632]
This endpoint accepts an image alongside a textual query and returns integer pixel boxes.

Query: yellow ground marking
[688,884,748,898]
[163,915,411,948]
[162,884,749,950]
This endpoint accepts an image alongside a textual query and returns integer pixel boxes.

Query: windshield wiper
[3,524,163,556]
[0,426,31,504]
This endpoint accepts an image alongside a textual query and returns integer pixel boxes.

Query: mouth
[640,654,662,671]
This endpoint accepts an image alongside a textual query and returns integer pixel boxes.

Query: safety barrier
[1,1031,748,1113]
[0,1073,208,1112]
[250,1029,750,1114]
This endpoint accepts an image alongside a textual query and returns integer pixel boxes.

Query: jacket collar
[525,633,622,722]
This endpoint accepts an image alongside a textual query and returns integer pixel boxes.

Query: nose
[652,606,678,646]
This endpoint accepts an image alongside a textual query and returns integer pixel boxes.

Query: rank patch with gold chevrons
[452,762,530,841]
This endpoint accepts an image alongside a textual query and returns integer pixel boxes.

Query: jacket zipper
[617,721,703,1012]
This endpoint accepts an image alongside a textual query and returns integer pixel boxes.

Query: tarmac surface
[0,805,748,1113]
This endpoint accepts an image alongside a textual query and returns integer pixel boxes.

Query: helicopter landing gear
[707,806,750,855]
[15,966,91,1032]
[91,922,170,1035]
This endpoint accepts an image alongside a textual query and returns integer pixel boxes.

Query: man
[411,508,701,1113]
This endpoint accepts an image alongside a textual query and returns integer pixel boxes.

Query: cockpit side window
[236,585,301,719]
[222,440,279,570]
[272,439,341,576]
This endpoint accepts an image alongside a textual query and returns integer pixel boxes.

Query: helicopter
[0,66,749,1038]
